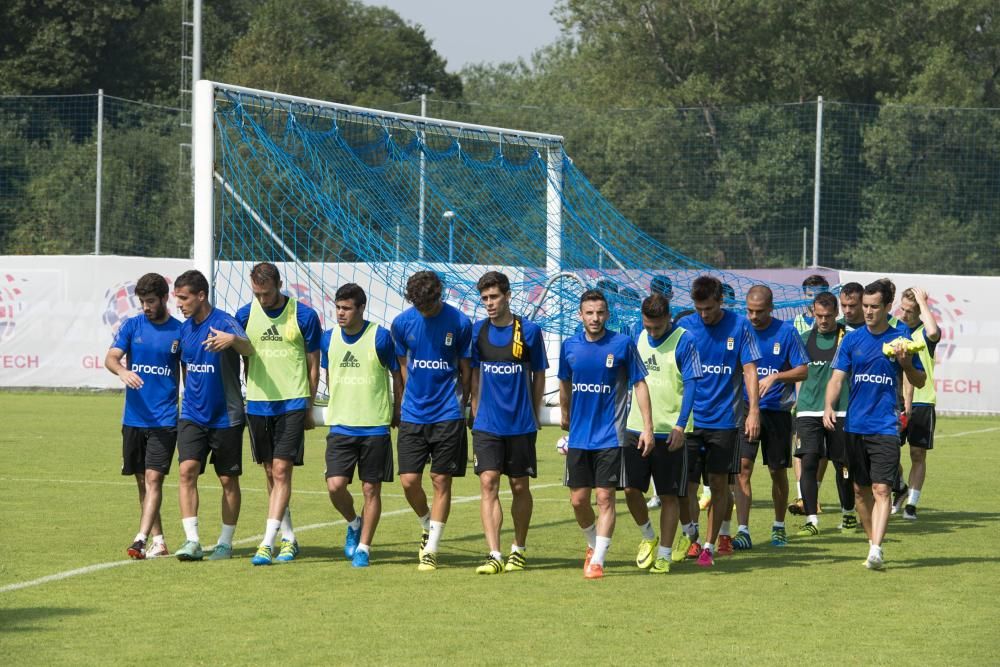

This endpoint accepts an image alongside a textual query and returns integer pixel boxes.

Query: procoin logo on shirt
[186,362,216,373]
[482,362,522,375]
[573,382,612,394]
[758,366,777,376]
[727,337,734,350]
[854,373,895,386]
[412,358,452,370]
[701,363,732,375]
[132,364,172,376]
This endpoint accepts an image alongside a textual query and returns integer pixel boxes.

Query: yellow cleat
[882,338,925,357]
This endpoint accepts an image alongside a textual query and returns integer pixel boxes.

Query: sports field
[1,392,998,665]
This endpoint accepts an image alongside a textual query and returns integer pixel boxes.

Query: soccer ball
[556,435,569,455]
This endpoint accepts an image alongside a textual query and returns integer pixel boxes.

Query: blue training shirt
[392,303,472,424]
[471,317,549,436]
[558,329,647,450]
[321,322,399,436]
[744,318,809,411]
[112,314,182,428]
[180,308,247,428]
[678,310,762,429]
[627,326,703,435]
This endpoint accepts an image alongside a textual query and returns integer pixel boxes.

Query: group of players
[107,264,939,575]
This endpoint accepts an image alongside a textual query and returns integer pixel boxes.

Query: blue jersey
[392,303,472,424]
[112,314,182,428]
[236,298,323,416]
[745,318,809,411]
[321,322,399,436]
[833,325,924,436]
[558,330,647,450]
[678,311,762,429]
[471,317,549,436]
[180,308,247,428]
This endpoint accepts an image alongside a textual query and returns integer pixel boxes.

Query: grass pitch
[1,393,998,665]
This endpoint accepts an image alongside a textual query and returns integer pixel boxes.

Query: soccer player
[793,274,830,334]
[622,292,701,574]
[839,282,866,331]
[322,283,402,567]
[898,287,940,520]
[559,289,654,579]
[734,286,808,549]
[172,269,254,561]
[235,263,322,566]
[647,274,674,511]
[105,273,182,559]
[675,276,761,567]
[824,281,925,570]
[793,291,857,536]
[469,272,548,574]
[391,271,472,571]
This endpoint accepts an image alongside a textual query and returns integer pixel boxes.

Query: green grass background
[1,393,998,665]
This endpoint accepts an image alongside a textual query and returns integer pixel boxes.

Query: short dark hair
[135,273,168,299]
[579,289,608,308]
[335,283,367,308]
[864,280,893,306]
[840,282,863,299]
[641,293,670,319]
[747,284,773,306]
[814,291,838,311]
[250,262,281,286]
[650,275,672,297]
[476,271,510,294]
[875,277,896,302]
[174,269,209,296]
[691,275,722,302]
[802,274,829,290]
[405,271,442,310]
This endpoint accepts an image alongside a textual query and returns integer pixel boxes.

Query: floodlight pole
[812,95,823,268]
[418,93,427,260]
[94,89,103,255]
[444,210,455,262]
[546,145,563,277]
[193,80,215,294]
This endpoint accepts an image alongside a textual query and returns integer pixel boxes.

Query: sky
[365,0,562,72]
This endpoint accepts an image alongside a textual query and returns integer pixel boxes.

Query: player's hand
[892,341,913,368]
[667,426,685,452]
[391,410,401,429]
[912,287,929,304]
[758,374,777,398]
[303,408,315,431]
[203,327,237,352]
[744,408,760,442]
[639,429,655,457]
[822,407,836,431]
[117,369,143,389]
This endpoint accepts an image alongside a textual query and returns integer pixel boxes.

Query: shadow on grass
[0,606,92,633]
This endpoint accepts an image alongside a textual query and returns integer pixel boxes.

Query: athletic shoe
[351,549,370,568]
[865,552,885,571]
[646,495,661,509]
[207,543,233,560]
[251,544,274,566]
[175,540,204,561]
[584,563,604,579]
[418,529,430,559]
[796,523,820,538]
[476,555,504,575]
[698,490,712,511]
[903,505,917,520]
[636,537,657,569]
[650,557,671,574]
[275,538,299,562]
[770,526,788,547]
[127,539,146,560]
[672,533,692,563]
[417,551,437,572]
[838,514,859,531]
[788,498,806,516]
[686,541,702,560]
[145,541,169,559]
[696,548,714,567]
[732,531,753,551]
[505,551,526,572]
[345,520,362,558]
[584,547,594,571]
[891,485,909,515]
[717,534,734,556]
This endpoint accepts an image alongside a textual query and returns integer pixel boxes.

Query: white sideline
[936,426,1000,438]
[0,482,564,594]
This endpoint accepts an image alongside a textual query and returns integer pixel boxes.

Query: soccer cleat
[275,538,299,562]
[646,495,661,509]
[902,505,917,520]
[417,551,437,572]
[251,544,274,566]
[504,551,526,572]
[796,523,820,538]
[476,555,504,575]
[771,526,788,547]
[584,563,604,579]
[584,546,594,571]
[175,540,204,561]
[788,498,806,516]
[672,533,692,563]
[698,490,712,511]
[345,520,362,558]
[636,537,657,569]
[351,549,370,568]
[865,552,885,571]
[716,534,734,556]
[650,557,671,574]
[145,541,169,558]
[686,541,703,560]
[207,543,233,560]
[732,531,753,550]
[882,338,924,357]
[891,485,909,515]
[127,539,146,560]
[696,548,714,567]
[838,514,859,531]
[418,529,430,559]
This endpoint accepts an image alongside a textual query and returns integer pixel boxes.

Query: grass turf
[0,392,998,665]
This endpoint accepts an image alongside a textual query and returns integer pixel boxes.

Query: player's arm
[559,379,571,431]
[903,372,914,417]
[390,368,403,428]
[911,287,940,342]
[105,347,143,389]
[459,358,472,414]
[895,344,926,389]
[304,349,320,430]
[742,361,761,441]
[397,357,408,386]
[632,379,655,456]
[759,363,808,398]
[204,326,254,356]
[470,367,480,423]
[670,377,697,452]
[823,369,846,430]
[531,369,546,427]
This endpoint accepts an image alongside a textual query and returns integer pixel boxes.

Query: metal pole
[193,80,216,293]
[418,93,427,260]
[802,227,807,268]
[546,146,563,276]
[812,95,823,268]
[444,210,455,262]
[94,89,103,255]
[192,0,202,82]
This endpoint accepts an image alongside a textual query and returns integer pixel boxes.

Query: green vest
[911,325,937,405]
[245,297,310,402]
[797,326,848,416]
[325,322,392,427]
[627,327,692,435]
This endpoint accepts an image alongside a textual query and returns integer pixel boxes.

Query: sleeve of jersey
[390,318,407,359]
[375,327,399,371]
[676,377,697,429]
[677,334,704,381]
[111,316,133,353]
[298,306,323,353]
[235,304,251,330]
[527,322,549,371]
[832,337,852,373]
[557,341,571,381]
[458,316,473,359]
[469,321,482,368]
[626,339,648,385]
[319,330,331,370]
[740,321,763,364]
[787,326,810,367]
[220,314,248,338]
[910,347,924,372]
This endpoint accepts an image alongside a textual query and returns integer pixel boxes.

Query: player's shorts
[247,411,306,465]
[121,425,177,475]
[687,428,739,478]
[397,419,468,477]
[621,432,689,496]
[901,405,936,449]
[738,409,793,469]
[564,446,623,489]
[325,433,394,483]
[472,430,537,478]
[846,433,900,487]
[177,420,244,477]
[795,416,847,464]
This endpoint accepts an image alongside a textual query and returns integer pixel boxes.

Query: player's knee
[910,447,927,463]
[595,488,615,509]
[430,473,452,495]
[362,481,381,499]
[509,477,530,497]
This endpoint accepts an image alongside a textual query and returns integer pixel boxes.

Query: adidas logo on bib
[260,324,283,342]
[339,351,361,368]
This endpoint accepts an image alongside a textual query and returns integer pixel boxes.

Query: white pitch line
[936,426,1000,438]
[0,482,565,594]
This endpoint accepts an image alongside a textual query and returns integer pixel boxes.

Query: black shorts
[902,405,936,449]
[687,428,739,478]
[248,411,306,465]
[472,430,538,478]
[121,426,176,475]
[846,433,900,487]
[621,432,689,496]
[795,416,847,464]
[397,420,468,477]
[738,409,793,469]
[564,447,624,489]
[177,420,244,477]
[325,433,394,483]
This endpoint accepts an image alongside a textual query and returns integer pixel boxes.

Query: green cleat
[672,533,691,563]
[475,555,504,575]
[251,543,273,566]
[275,539,299,563]
[770,526,788,547]
[650,556,671,574]
[175,540,204,561]
[796,523,820,538]
[417,551,437,572]
[504,551,526,572]
[207,543,233,560]
[636,537,658,569]
[418,530,430,559]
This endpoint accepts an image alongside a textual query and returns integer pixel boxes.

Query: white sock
[511,544,525,554]
[151,534,164,545]
[134,532,147,543]
[702,485,711,497]
[796,482,802,498]
[348,516,362,531]
[657,545,672,560]
[638,520,655,540]
[218,523,236,547]
[868,543,882,559]
[685,522,698,537]
[720,520,731,536]
[582,524,597,549]
[908,488,921,506]
[182,517,199,543]
[357,543,370,554]
[773,521,785,529]
[592,536,611,566]
[280,507,295,542]
[426,520,445,553]
[807,515,818,526]
[263,518,281,548]
[704,542,715,554]
[490,550,503,561]
[737,524,749,535]
[418,511,431,531]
